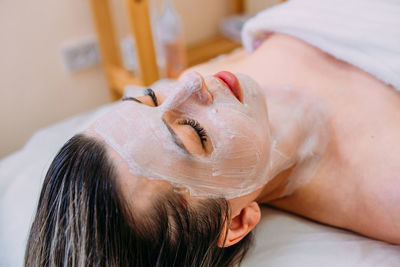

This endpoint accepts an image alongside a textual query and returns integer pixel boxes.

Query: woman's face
[89,71,272,199]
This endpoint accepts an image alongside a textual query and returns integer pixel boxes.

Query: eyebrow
[162,118,191,155]
[121,96,142,103]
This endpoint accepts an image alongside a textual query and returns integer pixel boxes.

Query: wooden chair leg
[125,0,159,86]
[232,0,245,14]
[88,0,122,91]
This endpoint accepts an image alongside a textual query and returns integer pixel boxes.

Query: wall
[0,0,234,158]
[0,0,111,158]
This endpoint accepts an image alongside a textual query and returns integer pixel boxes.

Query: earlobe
[218,201,261,247]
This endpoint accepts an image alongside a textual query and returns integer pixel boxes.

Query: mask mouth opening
[213,71,243,103]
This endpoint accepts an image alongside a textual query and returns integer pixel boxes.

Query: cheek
[210,121,264,157]
[207,115,271,171]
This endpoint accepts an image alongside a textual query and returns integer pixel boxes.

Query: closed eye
[178,118,208,149]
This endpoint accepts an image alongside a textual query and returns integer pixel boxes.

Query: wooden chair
[88,0,244,99]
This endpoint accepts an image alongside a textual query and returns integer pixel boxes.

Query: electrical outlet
[61,37,100,73]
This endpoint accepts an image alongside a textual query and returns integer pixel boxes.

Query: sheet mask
[90,72,273,199]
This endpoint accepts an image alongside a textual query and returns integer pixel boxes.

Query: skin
[89,33,400,247]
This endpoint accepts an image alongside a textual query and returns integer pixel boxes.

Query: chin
[235,73,267,107]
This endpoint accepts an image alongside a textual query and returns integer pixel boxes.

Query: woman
[25,0,400,266]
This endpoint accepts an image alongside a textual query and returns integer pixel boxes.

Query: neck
[256,86,330,203]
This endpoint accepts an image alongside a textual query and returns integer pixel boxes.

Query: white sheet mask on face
[90,72,273,199]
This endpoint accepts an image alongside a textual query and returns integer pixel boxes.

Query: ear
[218,201,261,247]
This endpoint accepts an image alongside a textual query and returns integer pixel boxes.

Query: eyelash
[179,118,208,147]
[144,88,158,106]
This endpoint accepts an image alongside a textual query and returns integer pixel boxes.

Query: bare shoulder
[267,162,400,244]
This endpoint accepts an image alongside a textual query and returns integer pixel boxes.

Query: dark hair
[25,134,253,266]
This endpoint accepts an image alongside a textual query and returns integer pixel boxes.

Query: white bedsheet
[1,102,399,266]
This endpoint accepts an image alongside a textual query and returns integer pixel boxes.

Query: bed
[1,88,399,266]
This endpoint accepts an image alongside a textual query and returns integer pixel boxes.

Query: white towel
[241,0,400,91]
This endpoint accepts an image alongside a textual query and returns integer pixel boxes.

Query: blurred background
[0,0,280,158]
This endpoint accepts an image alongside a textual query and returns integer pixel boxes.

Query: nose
[160,71,213,111]
[185,71,213,105]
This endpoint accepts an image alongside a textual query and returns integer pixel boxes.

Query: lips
[213,71,243,103]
